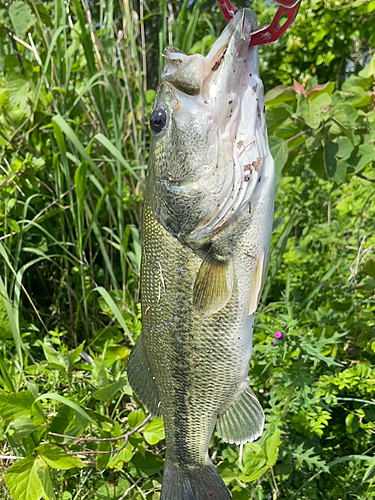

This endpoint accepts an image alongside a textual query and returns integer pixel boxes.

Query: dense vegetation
[0,0,374,499]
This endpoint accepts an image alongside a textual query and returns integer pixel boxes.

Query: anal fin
[193,250,233,317]
[216,379,264,445]
[127,336,162,416]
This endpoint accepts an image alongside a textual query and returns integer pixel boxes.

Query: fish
[127,8,275,500]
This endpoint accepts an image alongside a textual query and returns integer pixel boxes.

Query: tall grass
[0,0,212,353]
[0,4,214,496]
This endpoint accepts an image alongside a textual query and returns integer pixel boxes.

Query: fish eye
[150,107,167,134]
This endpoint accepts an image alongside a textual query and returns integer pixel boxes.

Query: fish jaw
[149,8,273,245]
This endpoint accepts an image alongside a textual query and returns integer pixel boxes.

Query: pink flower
[274,331,283,339]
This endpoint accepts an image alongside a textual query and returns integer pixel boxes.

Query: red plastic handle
[273,0,300,6]
[249,2,301,47]
[217,0,301,47]
[217,0,238,21]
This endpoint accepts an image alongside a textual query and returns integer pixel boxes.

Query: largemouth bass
[127,8,275,500]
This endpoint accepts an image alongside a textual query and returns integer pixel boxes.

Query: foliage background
[0,0,374,499]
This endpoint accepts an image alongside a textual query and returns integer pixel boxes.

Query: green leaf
[240,464,269,482]
[7,73,32,117]
[324,141,339,179]
[5,456,53,500]
[348,144,375,174]
[335,85,370,108]
[108,442,134,468]
[266,104,292,133]
[37,465,55,500]
[36,444,84,470]
[265,85,295,106]
[329,104,358,143]
[240,443,266,476]
[335,136,354,160]
[143,417,165,445]
[94,133,138,180]
[68,342,85,365]
[217,463,238,485]
[307,82,335,99]
[363,458,375,482]
[265,428,281,467]
[358,53,375,78]
[93,478,130,500]
[130,451,164,476]
[345,413,360,434]
[297,93,332,129]
[364,259,375,279]
[42,339,70,371]
[92,380,127,402]
[9,1,37,39]
[309,145,325,178]
[52,115,107,185]
[128,408,146,428]
[8,418,40,443]
[0,5,12,30]
[335,159,348,184]
[0,390,34,425]
[96,441,111,470]
[103,345,131,365]
[269,137,288,178]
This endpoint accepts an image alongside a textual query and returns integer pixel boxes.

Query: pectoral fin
[248,251,269,315]
[193,250,233,316]
[216,379,264,445]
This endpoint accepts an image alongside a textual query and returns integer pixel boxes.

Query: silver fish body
[127,9,275,500]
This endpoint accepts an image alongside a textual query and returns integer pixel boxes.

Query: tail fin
[161,460,232,500]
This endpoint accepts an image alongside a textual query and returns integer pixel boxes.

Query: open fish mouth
[162,9,258,103]
[151,9,273,243]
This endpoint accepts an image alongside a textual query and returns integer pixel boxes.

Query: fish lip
[162,9,257,99]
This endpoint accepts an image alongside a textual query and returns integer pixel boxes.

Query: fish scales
[127,8,275,500]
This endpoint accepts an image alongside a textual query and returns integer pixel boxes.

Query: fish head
[147,8,274,245]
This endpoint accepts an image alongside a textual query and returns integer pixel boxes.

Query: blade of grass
[95,286,135,344]
[33,393,98,428]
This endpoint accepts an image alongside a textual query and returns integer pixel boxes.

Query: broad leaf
[265,428,281,467]
[49,404,88,441]
[297,93,332,129]
[240,443,266,476]
[6,456,53,500]
[143,418,165,445]
[0,390,34,425]
[359,53,375,78]
[266,104,292,133]
[348,144,375,174]
[42,339,70,371]
[108,442,134,468]
[240,464,269,482]
[269,137,288,178]
[335,136,354,160]
[128,409,146,428]
[324,141,339,179]
[37,444,84,470]
[130,451,164,476]
[265,85,295,106]
[8,418,40,443]
[92,380,127,402]
[9,1,37,39]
